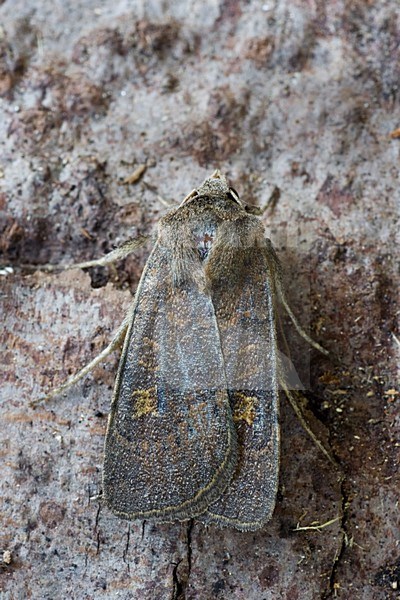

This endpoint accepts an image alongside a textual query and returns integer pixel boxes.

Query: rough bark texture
[1,1,399,598]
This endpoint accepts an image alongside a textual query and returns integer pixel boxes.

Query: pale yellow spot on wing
[233,392,258,426]
[132,387,158,418]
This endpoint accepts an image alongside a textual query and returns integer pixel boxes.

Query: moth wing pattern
[199,218,280,531]
[103,242,238,521]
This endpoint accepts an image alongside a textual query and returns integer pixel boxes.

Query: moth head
[179,170,244,208]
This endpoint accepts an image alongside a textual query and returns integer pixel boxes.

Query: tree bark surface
[0,1,398,598]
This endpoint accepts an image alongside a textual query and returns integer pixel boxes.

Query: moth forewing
[103,223,238,521]
[197,218,280,531]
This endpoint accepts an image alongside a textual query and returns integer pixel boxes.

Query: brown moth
[37,171,329,531]
[104,172,280,531]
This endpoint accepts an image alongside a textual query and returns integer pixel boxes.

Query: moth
[37,171,330,532]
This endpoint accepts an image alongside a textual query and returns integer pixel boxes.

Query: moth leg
[280,379,339,468]
[25,235,150,272]
[33,312,131,407]
[279,294,329,356]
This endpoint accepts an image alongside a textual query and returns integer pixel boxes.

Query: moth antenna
[179,188,198,206]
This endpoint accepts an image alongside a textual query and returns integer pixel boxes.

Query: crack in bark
[141,520,146,541]
[303,390,350,599]
[94,502,102,555]
[172,559,183,600]
[123,523,131,565]
[95,531,101,556]
[186,519,193,581]
[318,415,349,600]
[171,520,194,600]
[323,478,350,599]
[323,397,351,599]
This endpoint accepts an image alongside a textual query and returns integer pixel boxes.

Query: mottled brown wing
[103,243,237,521]
[199,245,280,531]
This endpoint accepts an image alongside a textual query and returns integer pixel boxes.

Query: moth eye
[228,187,240,204]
